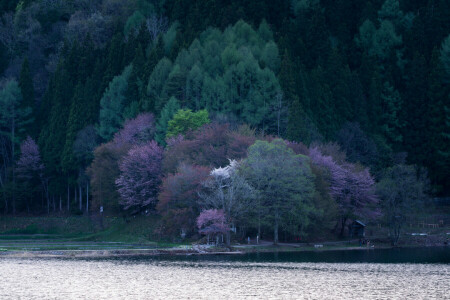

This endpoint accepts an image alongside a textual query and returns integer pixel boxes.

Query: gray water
[0,248,448,299]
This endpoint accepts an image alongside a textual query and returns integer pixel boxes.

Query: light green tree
[166,109,210,139]
[145,58,173,112]
[97,65,132,141]
[242,139,315,244]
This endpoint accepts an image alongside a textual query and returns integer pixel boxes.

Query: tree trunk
[59,195,62,211]
[225,231,231,247]
[3,190,8,215]
[339,217,347,237]
[274,211,279,245]
[86,181,89,213]
[67,183,70,212]
[11,121,15,216]
[79,184,82,211]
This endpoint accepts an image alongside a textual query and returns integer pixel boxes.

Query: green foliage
[0,79,32,143]
[163,21,180,55]
[356,19,402,60]
[242,139,315,243]
[147,20,283,133]
[166,109,210,138]
[441,35,450,82]
[380,82,403,144]
[97,65,133,141]
[18,58,35,136]
[155,97,180,145]
[124,11,146,37]
[377,164,430,245]
[1,0,450,216]
[146,58,173,112]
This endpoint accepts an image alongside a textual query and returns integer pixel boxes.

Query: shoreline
[0,244,446,259]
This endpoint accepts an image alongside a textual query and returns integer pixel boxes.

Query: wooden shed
[348,220,366,238]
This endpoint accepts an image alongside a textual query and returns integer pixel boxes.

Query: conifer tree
[145,58,173,113]
[39,66,74,178]
[97,65,133,141]
[380,81,403,144]
[0,80,32,214]
[18,58,35,137]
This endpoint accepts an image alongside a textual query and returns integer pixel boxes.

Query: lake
[0,247,448,299]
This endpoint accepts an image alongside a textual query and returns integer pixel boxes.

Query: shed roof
[353,220,366,227]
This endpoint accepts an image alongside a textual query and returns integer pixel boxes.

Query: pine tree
[145,58,173,113]
[97,65,133,141]
[38,67,74,177]
[61,82,94,174]
[18,58,35,137]
[126,44,146,112]
[0,80,33,214]
[161,64,186,107]
[380,81,403,144]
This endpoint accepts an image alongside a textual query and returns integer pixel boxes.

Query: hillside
[0,0,449,244]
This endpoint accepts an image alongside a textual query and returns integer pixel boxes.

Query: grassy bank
[0,215,448,256]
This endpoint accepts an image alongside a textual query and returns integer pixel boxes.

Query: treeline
[0,1,448,240]
[8,110,429,245]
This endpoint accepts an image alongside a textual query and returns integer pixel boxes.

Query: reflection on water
[0,248,448,299]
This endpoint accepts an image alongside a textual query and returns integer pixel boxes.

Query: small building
[348,220,366,238]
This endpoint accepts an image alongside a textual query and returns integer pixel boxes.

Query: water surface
[0,247,448,299]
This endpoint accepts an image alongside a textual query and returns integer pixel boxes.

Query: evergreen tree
[145,58,173,113]
[380,81,403,144]
[441,34,450,83]
[155,97,180,145]
[39,66,74,178]
[161,64,186,107]
[0,80,32,214]
[18,58,35,137]
[97,65,133,141]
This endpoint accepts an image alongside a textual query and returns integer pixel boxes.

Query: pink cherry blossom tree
[115,140,163,211]
[16,136,44,179]
[197,209,229,242]
[16,136,49,212]
[309,146,378,236]
[112,113,155,148]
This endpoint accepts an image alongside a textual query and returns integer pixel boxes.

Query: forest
[0,0,448,244]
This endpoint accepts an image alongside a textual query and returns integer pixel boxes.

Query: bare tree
[198,160,254,246]
[146,15,169,42]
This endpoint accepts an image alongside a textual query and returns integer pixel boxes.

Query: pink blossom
[309,146,378,219]
[196,209,228,235]
[16,136,44,179]
[115,140,163,210]
[113,113,155,148]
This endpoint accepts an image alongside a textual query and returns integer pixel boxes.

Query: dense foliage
[0,0,447,243]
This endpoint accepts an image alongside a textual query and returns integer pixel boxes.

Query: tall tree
[377,164,429,245]
[18,58,35,137]
[116,141,163,212]
[155,96,180,145]
[199,160,254,246]
[0,80,32,214]
[242,139,315,244]
[97,65,133,141]
[309,146,378,236]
